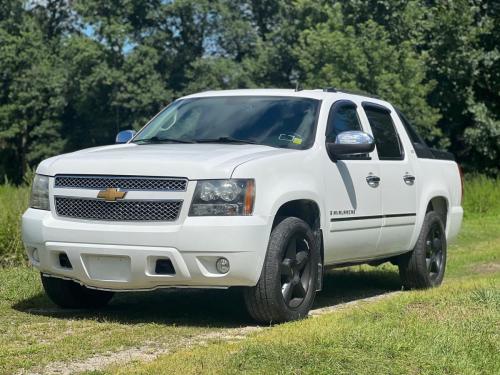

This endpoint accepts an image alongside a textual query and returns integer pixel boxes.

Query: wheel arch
[426,196,448,230]
[411,190,451,249]
[271,198,324,264]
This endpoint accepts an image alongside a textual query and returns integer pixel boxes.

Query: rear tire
[398,211,447,289]
[244,217,320,323]
[41,274,114,308]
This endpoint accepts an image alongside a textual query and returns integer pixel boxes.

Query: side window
[397,110,435,159]
[326,101,362,140]
[363,104,403,160]
[397,110,425,145]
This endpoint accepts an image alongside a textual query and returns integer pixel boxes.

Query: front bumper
[22,208,270,290]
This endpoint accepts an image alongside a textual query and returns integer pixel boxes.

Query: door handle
[366,175,380,188]
[403,174,415,185]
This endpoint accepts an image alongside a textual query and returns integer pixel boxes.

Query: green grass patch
[0,210,496,374]
[106,210,500,375]
[112,279,499,375]
[0,266,246,375]
[0,183,29,267]
[463,174,500,218]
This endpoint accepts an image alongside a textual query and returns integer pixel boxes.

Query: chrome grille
[54,175,187,191]
[55,197,183,221]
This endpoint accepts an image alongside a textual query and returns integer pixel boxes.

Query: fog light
[216,257,230,274]
[32,248,40,263]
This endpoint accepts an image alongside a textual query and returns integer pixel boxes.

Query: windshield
[133,96,321,149]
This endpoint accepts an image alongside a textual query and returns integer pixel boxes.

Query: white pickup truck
[22,89,463,322]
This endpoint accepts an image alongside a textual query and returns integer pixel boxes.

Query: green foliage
[295,4,441,140]
[463,101,500,175]
[0,0,498,181]
[183,57,255,94]
[0,13,67,180]
[421,0,499,166]
[114,45,173,130]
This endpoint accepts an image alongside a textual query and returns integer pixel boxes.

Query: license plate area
[82,254,131,282]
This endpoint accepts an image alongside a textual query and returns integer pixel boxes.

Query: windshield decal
[279,134,303,145]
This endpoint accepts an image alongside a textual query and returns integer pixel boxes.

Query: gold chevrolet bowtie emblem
[97,188,127,202]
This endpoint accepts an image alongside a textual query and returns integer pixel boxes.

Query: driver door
[322,100,382,264]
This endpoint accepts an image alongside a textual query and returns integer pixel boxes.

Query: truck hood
[37,143,293,179]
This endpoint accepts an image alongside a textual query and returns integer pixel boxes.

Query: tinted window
[133,96,320,150]
[326,102,362,140]
[364,105,403,160]
[397,110,436,159]
[397,111,425,145]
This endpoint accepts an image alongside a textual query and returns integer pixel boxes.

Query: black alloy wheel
[244,217,320,323]
[399,211,447,289]
[425,222,445,281]
[280,234,313,309]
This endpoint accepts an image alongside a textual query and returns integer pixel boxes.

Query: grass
[105,212,500,375]
[0,176,498,374]
[110,281,499,375]
[462,174,500,218]
[0,268,248,374]
[0,183,29,266]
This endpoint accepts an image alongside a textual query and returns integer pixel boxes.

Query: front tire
[244,217,320,323]
[41,274,114,308]
[398,211,447,289]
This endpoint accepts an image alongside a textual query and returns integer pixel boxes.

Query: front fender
[269,190,324,227]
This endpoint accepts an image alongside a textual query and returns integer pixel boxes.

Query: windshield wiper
[193,136,258,145]
[132,136,194,144]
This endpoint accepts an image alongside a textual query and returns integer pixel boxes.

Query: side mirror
[326,131,375,160]
[115,130,136,144]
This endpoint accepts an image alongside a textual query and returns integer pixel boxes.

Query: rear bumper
[22,208,271,290]
[447,206,463,243]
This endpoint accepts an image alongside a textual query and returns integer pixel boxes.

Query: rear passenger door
[361,102,417,255]
[322,100,382,264]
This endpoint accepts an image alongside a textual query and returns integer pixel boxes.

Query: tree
[182,57,255,94]
[335,0,499,174]
[0,13,67,182]
[422,0,499,174]
[114,45,172,129]
[29,0,75,41]
[0,0,498,181]
[294,3,441,140]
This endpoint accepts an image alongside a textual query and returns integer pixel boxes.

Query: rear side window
[363,104,403,160]
[397,110,436,159]
[326,101,362,140]
[397,111,425,145]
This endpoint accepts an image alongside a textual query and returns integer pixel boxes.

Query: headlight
[30,174,50,210]
[189,179,255,216]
